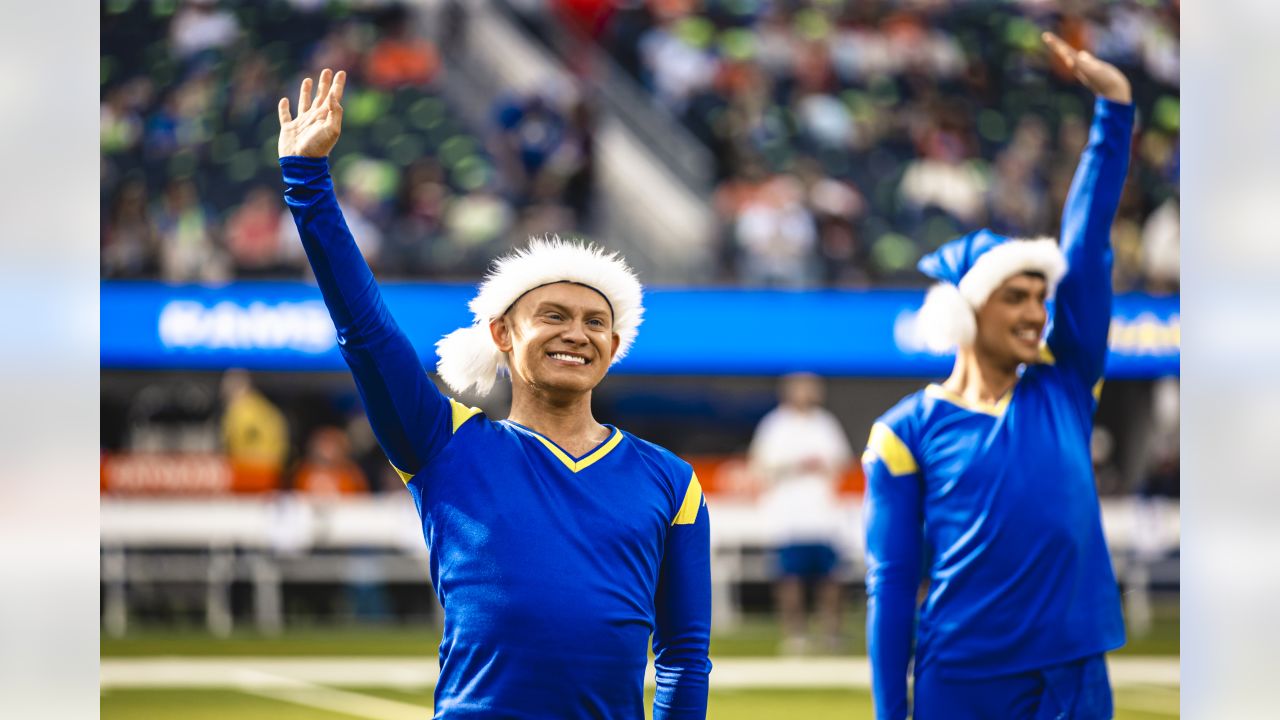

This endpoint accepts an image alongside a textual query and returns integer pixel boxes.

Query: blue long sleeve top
[281,156,711,719]
[861,97,1135,720]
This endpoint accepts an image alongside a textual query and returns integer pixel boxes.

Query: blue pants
[914,655,1113,720]
[776,543,838,578]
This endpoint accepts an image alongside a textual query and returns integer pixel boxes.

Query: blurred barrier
[100,493,1179,634]
[102,281,1180,377]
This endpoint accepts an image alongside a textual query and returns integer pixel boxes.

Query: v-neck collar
[503,420,625,473]
[926,383,1015,417]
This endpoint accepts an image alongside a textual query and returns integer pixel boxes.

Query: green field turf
[101,604,1179,658]
[100,685,1179,719]
[101,606,1179,717]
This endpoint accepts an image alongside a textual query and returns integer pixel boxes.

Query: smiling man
[276,68,709,719]
[861,34,1135,719]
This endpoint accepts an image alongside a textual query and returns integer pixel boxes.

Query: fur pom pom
[915,283,977,352]
[435,324,505,397]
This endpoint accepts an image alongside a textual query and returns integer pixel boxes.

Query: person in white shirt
[748,372,854,653]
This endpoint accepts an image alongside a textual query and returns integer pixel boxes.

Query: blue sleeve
[651,479,711,720]
[863,442,923,720]
[280,156,452,478]
[1046,98,1136,386]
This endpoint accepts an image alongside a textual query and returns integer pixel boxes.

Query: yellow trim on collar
[449,398,483,433]
[926,383,1012,417]
[673,472,703,525]
[864,423,918,477]
[1038,343,1056,364]
[1093,379,1104,402]
[528,427,625,473]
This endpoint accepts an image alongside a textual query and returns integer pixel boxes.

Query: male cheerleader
[276,68,709,719]
[862,34,1134,719]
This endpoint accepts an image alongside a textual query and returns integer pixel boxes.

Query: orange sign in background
[100,453,279,495]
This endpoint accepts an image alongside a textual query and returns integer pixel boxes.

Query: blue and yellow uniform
[281,156,711,719]
[862,98,1134,720]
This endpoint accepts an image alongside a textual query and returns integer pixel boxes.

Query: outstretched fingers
[277,97,292,126]
[313,69,333,112]
[298,77,313,116]
[329,70,347,105]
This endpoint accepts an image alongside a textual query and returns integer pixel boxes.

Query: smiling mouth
[1013,327,1041,344]
[548,352,590,366]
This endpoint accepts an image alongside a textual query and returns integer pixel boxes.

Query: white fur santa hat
[435,236,644,396]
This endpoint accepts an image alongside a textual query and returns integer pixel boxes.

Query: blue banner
[101,282,1179,378]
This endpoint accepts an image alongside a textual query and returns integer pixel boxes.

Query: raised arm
[1040,34,1137,386]
[278,69,452,480]
[651,473,712,720]
[862,423,924,720]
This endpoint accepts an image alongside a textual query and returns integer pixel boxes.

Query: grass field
[101,685,1180,719]
[101,604,1179,658]
[101,606,1179,718]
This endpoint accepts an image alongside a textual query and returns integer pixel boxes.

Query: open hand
[277,68,347,158]
[1042,32,1132,105]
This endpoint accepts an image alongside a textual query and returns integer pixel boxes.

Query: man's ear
[609,333,620,362]
[490,315,514,353]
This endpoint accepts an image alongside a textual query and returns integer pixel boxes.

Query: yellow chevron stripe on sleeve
[673,472,704,526]
[865,422,919,477]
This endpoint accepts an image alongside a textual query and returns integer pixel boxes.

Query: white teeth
[549,353,587,365]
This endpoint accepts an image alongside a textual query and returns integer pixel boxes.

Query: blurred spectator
[383,159,449,277]
[311,20,372,75]
[103,179,160,279]
[639,16,718,113]
[748,373,854,654]
[100,81,148,157]
[443,187,517,274]
[1142,196,1179,294]
[1141,377,1180,499]
[492,90,568,203]
[220,369,289,477]
[226,185,286,276]
[898,124,989,228]
[365,3,441,88]
[169,0,241,61]
[293,426,369,496]
[154,179,229,282]
[557,96,599,227]
[226,52,278,127]
[733,174,819,287]
[440,0,470,57]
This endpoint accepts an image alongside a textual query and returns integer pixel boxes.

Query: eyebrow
[534,301,611,318]
[1004,286,1047,300]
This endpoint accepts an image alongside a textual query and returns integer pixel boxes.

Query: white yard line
[234,671,429,720]
[102,656,1179,691]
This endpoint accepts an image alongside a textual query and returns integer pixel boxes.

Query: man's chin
[1014,345,1042,365]
[534,370,604,394]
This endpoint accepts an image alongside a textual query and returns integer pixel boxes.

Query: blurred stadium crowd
[102,0,1179,291]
